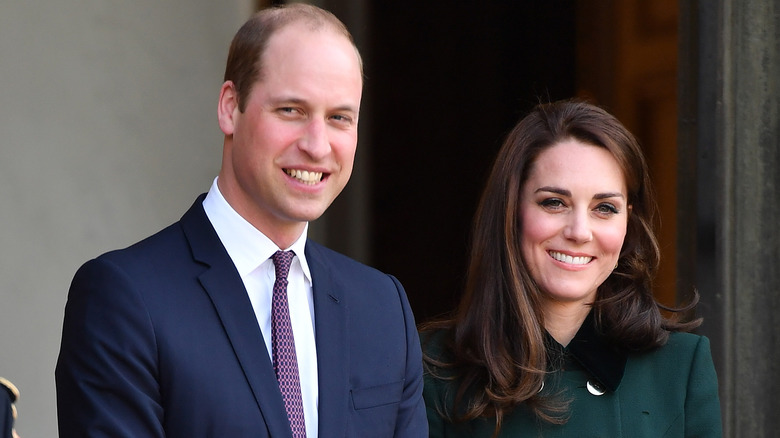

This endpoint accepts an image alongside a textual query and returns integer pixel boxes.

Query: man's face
[218,23,363,245]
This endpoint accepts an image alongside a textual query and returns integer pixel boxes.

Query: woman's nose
[563,212,593,243]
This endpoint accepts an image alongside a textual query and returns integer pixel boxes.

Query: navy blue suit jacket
[56,196,427,437]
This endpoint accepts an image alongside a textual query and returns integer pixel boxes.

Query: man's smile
[285,168,325,185]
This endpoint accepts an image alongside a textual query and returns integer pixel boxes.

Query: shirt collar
[202,177,312,284]
[547,311,628,393]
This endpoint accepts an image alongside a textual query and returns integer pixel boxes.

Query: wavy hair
[421,100,700,436]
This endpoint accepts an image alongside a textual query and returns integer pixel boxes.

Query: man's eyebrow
[269,96,359,114]
[332,104,359,113]
[268,96,304,105]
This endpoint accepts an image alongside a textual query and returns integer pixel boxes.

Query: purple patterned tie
[271,250,306,438]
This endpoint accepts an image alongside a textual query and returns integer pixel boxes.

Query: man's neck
[215,176,307,249]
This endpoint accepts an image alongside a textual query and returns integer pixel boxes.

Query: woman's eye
[539,198,565,209]
[595,203,619,214]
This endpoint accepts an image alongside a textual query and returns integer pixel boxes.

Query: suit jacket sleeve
[56,257,165,437]
[685,336,723,437]
[1,381,14,438]
[390,275,429,437]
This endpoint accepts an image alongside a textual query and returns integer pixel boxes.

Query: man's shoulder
[96,196,208,264]
[97,221,187,264]
[305,240,407,305]
[305,239,389,278]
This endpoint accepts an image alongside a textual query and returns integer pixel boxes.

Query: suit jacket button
[586,379,606,396]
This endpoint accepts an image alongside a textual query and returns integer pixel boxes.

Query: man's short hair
[223,3,362,112]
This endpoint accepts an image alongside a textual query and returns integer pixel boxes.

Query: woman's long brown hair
[421,100,700,436]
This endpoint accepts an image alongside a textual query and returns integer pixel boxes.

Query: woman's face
[519,139,629,308]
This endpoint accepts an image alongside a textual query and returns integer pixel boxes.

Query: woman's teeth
[549,251,592,265]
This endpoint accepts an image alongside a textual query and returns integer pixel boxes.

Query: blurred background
[1,0,777,437]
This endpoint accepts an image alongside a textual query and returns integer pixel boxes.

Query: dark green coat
[422,321,722,437]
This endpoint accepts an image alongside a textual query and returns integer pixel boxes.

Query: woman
[421,100,722,437]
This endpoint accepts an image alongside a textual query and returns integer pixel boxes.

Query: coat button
[586,379,606,396]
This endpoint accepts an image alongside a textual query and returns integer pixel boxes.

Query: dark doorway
[365,2,578,323]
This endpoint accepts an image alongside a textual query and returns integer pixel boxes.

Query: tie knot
[271,250,295,280]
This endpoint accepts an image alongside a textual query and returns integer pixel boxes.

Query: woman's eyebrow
[594,192,625,200]
[534,186,625,201]
[534,186,570,196]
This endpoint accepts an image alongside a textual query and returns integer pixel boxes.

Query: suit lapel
[180,197,292,438]
[306,242,349,437]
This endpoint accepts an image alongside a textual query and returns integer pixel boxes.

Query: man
[55,4,427,437]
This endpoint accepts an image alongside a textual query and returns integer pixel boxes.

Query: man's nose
[298,119,331,160]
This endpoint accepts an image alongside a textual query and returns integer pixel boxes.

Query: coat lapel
[180,196,292,438]
[306,242,349,437]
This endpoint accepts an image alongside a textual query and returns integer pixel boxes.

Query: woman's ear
[217,81,239,136]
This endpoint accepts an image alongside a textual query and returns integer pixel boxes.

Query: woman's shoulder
[620,331,721,433]
[627,331,714,376]
[419,325,461,387]
[663,331,712,354]
[419,325,454,356]
[420,324,470,428]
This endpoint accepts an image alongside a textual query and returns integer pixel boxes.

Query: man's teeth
[549,251,592,265]
[286,169,323,185]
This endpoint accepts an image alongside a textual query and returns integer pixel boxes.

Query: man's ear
[217,81,239,135]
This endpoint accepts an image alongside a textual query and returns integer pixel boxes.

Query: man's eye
[331,114,352,123]
[278,107,305,117]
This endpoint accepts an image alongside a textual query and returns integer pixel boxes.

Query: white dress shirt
[202,178,319,437]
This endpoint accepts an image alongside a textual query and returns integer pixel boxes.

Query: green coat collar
[547,311,627,393]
